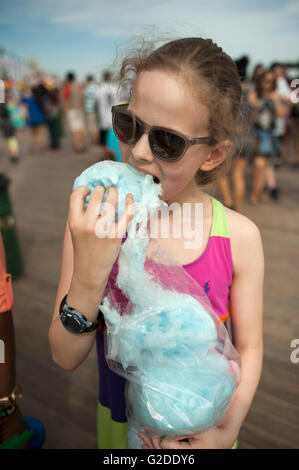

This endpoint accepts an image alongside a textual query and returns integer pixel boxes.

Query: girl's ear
[199,140,232,171]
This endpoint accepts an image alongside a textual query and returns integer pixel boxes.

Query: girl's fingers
[69,186,91,221]
[160,436,189,450]
[151,436,162,449]
[70,185,134,239]
[140,432,161,449]
[104,185,118,210]
[138,433,151,446]
[85,185,106,221]
[97,186,118,229]
[114,193,134,239]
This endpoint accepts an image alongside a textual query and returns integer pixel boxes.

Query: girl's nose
[131,133,154,163]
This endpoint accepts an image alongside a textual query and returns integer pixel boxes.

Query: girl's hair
[255,71,276,98]
[32,84,48,112]
[118,37,245,186]
[251,64,264,85]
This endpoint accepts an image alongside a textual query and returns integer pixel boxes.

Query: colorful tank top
[96,195,234,447]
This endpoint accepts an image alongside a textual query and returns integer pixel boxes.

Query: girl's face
[119,69,222,204]
[256,65,265,78]
[261,73,275,93]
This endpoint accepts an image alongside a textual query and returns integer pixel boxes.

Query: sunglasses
[111,103,215,162]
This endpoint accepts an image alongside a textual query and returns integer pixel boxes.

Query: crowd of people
[0,70,130,163]
[0,60,299,213]
[218,58,299,211]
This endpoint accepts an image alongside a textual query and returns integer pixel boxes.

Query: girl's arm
[49,186,134,371]
[248,90,258,108]
[48,216,108,371]
[271,92,287,118]
[218,213,264,442]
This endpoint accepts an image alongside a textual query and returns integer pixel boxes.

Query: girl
[49,37,264,450]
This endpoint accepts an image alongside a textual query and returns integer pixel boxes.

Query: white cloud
[2,0,299,77]
[41,0,299,65]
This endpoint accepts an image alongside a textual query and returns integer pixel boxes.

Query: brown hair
[118,37,245,186]
[255,71,276,98]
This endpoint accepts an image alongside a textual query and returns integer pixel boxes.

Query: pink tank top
[182,195,233,323]
[102,195,233,325]
[96,195,234,422]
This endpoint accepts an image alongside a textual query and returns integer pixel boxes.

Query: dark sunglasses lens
[113,111,141,144]
[151,130,186,160]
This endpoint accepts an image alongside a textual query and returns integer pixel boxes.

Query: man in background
[84,75,99,148]
[62,72,86,152]
[95,70,119,160]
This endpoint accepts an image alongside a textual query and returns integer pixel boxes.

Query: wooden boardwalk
[1,130,299,449]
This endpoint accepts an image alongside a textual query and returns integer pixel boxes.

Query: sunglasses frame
[111,103,215,162]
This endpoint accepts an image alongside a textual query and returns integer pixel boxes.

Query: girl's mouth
[128,163,160,184]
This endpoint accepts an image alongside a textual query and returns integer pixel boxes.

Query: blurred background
[0,0,298,449]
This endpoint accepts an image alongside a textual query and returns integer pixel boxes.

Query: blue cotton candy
[127,352,235,436]
[126,423,144,449]
[73,161,240,449]
[103,290,217,370]
[73,161,164,223]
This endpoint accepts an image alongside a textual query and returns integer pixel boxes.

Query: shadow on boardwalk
[1,133,299,449]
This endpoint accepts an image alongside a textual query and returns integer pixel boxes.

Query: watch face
[62,313,83,334]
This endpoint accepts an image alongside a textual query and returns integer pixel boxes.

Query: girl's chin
[159,188,173,204]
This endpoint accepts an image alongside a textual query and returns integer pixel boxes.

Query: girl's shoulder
[223,207,263,275]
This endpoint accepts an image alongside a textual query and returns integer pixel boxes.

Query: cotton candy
[73,161,240,449]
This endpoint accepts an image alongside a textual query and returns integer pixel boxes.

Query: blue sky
[0,0,299,81]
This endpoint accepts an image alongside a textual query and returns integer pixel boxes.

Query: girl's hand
[68,185,134,288]
[139,424,237,450]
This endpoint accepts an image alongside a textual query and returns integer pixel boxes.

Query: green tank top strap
[209,195,230,238]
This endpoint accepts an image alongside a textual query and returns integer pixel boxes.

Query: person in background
[5,91,26,140]
[0,103,20,163]
[291,102,299,168]
[45,88,62,150]
[0,231,46,449]
[218,56,256,212]
[21,83,47,154]
[95,70,119,160]
[271,64,292,165]
[248,70,284,204]
[84,75,99,148]
[0,232,30,448]
[62,72,87,153]
[249,64,265,92]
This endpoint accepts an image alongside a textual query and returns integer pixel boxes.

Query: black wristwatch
[59,294,104,334]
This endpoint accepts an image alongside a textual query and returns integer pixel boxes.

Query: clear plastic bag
[101,238,241,449]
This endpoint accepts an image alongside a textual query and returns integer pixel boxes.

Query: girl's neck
[262,91,272,98]
[166,179,207,206]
